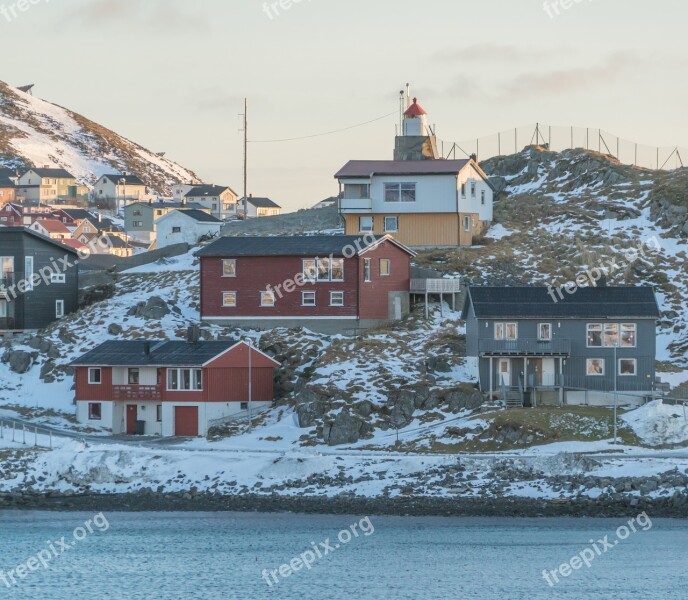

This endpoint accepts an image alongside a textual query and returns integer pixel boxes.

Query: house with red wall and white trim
[72,338,279,437]
[195,234,417,334]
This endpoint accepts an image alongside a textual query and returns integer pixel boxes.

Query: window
[343,183,370,199]
[364,259,371,282]
[156,405,163,422]
[384,183,416,203]
[241,402,249,410]
[261,291,276,307]
[494,322,517,340]
[330,291,344,307]
[481,190,486,205]
[222,292,237,307]
[317,258,331,281]
[128,368,140,385]
[55,299,64,318]
[88,368,102,384]
[587,359,605,376]
[156,210,163,216]
[50,273,66,284]
[621,324,637,348]
[461,183,466,197]
[222,259,237,277]
[538,323,552,341]
[133,221,143,227]
[463,216,471,232]
[380,259,391,277]
[24,256,34,291]
[172,227,182,234]
[603,323,619,348]
[167,368,203,391]
[88,403,102,420]
[330,259,344,281]
[303,259,317,282]
[223,202,235,211]
[619,359,637,376]
[133,210,142,216]
[302,291,316,306]
[384,216,398,233]
[359,216,373,232]
[471,182,476,198]
[587,324,603,347]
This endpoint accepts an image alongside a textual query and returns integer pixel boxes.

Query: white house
[93,174,146,205]
[184,185,239,220]
[243,196,282,218]
[336,97,494,247]
[154,209,223,249]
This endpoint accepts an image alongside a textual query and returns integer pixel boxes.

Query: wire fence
[438,123,687,171]
[0,420,54,449]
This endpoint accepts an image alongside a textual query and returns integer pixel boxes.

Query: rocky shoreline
[1,490,688,518]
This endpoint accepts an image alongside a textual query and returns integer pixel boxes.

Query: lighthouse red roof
[404,98,427,117]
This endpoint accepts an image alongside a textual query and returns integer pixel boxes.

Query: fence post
[22,424,26,445]
[0,421,3,439]
[12,421,15,442]
[49,430,53,450]
[34,426,38,448]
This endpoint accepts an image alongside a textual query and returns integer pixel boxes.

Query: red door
[126,405,137,434]
[175,406,199,437]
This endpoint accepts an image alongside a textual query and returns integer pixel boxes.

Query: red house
[196,234,416,333]
[72,339,279,437]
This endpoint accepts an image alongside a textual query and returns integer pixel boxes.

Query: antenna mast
[240,98,248,216]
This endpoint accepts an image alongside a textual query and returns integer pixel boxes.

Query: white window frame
[619,358,637,376]
[463,216,471,232]
[538,323,552,341]
[50,273,66,284]
[359,216,374,233]
[471,182,476,198]
[260,290,276,307]
[24,256,34,291]
[302,259,317,282]
[222,292,237,307]
[88,368,102,384]
[222,259,237,277]
[302,291,316,306]
[586,323,603,348]
[167,368,203,391]
[88,402,102,421]
[363,258,372,283]
[494,322,505,340]
[587,359,606,376]
[330,291,344,307]
[384,182,416,203]
[379,259,391,277]
[383,216,399,233]
[620,323,637,348]
[505,322,518,341]
[55,299,64,318]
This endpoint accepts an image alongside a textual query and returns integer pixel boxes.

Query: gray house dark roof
[126,202,205,211]
[100,174,145,186]
[335,159,471,178]
[169,209,222,223]
[0,227,80,255]
[185,185,235,198]
[24,168,75,179]
[196,234,415,258]
[244,196,281,209]
[0,176,15,188]
[57,209,95,221]
[464,286,661,319]
[71,340,237,367]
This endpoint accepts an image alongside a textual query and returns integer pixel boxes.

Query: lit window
[331,259,344,281]
[302,259,317,282]
[506,323,518,340]
[604,324,619,348]
[317,258,331,281]
[261,291,275,307]
[587,324,603,347]
[494,323,505,340]
[587,359,605,376]
[380,259,391,277]
[222,292,237,307]
[538,323,552,341]
[621,324,637,348]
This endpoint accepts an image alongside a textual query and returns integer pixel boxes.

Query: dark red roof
[404,98,427,117]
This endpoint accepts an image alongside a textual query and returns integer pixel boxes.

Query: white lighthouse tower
[394,96,440,161]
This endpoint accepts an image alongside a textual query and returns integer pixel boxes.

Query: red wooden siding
[200,255,360,318]
[206,367,275,402]
[358,240,412,320]
[75,367,114,401]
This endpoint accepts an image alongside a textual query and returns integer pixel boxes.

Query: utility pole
[240,98,248,218]
[247,337,253,432]
[613,344,618,444]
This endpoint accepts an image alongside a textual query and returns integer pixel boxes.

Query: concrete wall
[80,243,189,272]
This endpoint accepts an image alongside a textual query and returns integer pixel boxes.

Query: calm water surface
[0,511,686,599]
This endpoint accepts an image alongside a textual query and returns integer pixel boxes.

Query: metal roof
[71,340,237,367]
[465,286,661,319]
[335,159,471,178]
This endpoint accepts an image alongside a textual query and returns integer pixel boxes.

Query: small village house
[93,174,147,206]
[124,201,208,243]
[196,234,416,334]
[30,218,71,240]
[336,97,494,247]
[184,185,239,220]
[0,174,16,205]
[0,228,79,333]
[243,195,282,218]
[16,168,80,204]
[72,338,280,437]
[0,203,54,227]
[463,286,661,407]
[154,209,223,249]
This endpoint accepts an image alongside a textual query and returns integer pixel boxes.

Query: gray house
[0,228,79,333]
[463,286,661,407]
[123,201,207,243]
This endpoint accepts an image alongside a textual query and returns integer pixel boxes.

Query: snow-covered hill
[0,80,199,194]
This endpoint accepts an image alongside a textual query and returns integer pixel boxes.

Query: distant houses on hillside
[243,195,281,218]
[93,174,147,206]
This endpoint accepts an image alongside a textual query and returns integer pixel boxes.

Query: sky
[1,0,687,212]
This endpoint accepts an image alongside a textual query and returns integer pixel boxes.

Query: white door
[542,358,556,386]
[0,300,6,318]
[498,359,511,386]
[394,297,402,320]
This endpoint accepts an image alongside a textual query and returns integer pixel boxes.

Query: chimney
[187,325,201,344]
[470,153,477,162]
[143,342,152,356]
[598,275,608,287]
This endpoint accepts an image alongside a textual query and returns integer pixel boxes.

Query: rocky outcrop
[321,409,370,446]
[128,296,170,320]
[3,350,33,374]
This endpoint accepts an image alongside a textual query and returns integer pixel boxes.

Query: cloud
[65,0,207,32]
[498,53,636,99]
[436,43,545,62]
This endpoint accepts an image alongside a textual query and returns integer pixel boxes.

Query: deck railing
[410,278,462,293]
[479,338,571,356]
[113,385,162,401]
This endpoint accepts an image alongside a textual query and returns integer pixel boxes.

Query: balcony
[113,385,162,401]
[410,278,462,293]
[479,338,571,356]
[339,198,373,212]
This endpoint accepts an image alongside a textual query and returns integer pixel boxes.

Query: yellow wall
[344,213,486,247]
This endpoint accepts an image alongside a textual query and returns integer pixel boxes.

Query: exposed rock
[294,387,330,428]
[6,350,32,374]
[108,323,123,335]
[129,296,170,320]
[322,409,366,446]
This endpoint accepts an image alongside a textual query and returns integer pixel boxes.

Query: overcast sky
[1,0,687,211]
